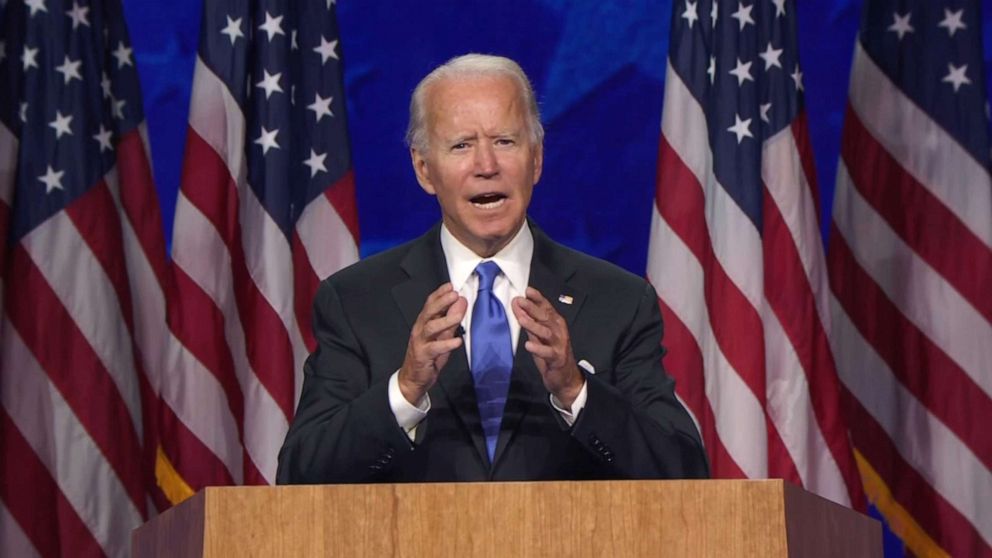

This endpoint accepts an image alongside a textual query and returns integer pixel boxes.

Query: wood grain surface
[132,480,881,557]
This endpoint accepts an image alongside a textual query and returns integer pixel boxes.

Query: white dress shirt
[388,222,588,439]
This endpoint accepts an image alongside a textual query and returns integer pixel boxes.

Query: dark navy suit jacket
[277,222,708,483]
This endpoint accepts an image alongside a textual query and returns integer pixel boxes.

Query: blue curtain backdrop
[125,0,991,273]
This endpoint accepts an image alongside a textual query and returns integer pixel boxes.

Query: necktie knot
[475,261,501,292]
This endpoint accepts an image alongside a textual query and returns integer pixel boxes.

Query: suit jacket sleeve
[276,279,412,484]
[567,281,710,479]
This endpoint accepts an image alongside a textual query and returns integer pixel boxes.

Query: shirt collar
[440,221,533,292]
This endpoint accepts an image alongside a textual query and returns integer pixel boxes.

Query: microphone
[454,325,466,338]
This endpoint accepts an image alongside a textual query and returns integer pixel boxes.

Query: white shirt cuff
[388,371,430,439]
[549,380,587,426]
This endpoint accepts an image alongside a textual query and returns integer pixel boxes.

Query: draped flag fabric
[0,0,173,555]
[647,0,864,509]
[161,0,359,499]
[828,1,992,556]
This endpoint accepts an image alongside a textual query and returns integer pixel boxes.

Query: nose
[474,143,498,178]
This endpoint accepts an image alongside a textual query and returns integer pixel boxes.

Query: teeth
[471,198,506,209]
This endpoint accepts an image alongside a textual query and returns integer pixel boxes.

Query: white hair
[405,53,544,153]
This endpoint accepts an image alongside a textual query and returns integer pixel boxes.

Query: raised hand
[398,283,468,405]
[511,287,584,407]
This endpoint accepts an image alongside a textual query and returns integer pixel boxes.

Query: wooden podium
[132,480,880,557]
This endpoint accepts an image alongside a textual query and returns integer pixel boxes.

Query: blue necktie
[471,261,513,463]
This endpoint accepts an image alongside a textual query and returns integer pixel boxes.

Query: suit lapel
[492,225,587,467]
[391,224,490,467]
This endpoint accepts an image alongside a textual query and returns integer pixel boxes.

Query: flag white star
[20,102,28,123]
[38,165,65,194]
[307,92,334,122]
[291,30,299,51]
[758,43,783,70]
[112,41,133,68]
[65,1,91,29]
[710,1,718,26]
[727,113,753,144]
[22,46,39,71]
[771,0,786,17]
[113,98,126,119]
[254,126,280,154]
[255,70,284,99]
[729,58,754,86]
[314,36,338,64]
[55,55,83,84]
[25,0,47,17]
[760,102,772,123]
[303,149,328,178]
[731,2,754,31]
[220,16,244,45]
[326,0,336,8]
[258,11,285,42]
[707,56,716,84]
[791,65,804,91]
[49,110,73,139]
[100,73,113,98]
[93,125,113,152]
[0,41,6,63]
[888,12,914,40]
[942,63,971,92]
[682,1,699,29]
[938,8,966,37]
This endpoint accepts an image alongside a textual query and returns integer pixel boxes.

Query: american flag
[0,0,173,555]
[829,0,991,555]
[161,0,359,496]
[647,0,864,509]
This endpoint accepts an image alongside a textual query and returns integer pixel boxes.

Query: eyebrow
[447,130,521,142]
[447,133,478,144]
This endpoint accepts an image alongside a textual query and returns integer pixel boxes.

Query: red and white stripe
[647,61,864,508]
[162,57,358,493]
[0,120,16,312]
[0,121,172,556]
[830,43,992,557]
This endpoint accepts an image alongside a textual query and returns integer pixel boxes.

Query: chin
[459,223,514,254]
[478,218,523,240]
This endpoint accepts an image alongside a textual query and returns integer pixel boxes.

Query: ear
[532,142,544,185]
[411,147,437,195]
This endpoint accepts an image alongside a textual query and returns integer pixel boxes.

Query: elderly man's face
[412,74,542,257]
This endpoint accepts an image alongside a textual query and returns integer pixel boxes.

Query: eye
[451,142,469,151]
[495,138,515,146]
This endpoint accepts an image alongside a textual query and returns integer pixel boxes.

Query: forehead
[425,74,525,132]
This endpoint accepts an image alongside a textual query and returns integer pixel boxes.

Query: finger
[423,336,463,358]
[524,286,550,305]
[428,282,454,299]
[524,287,562,320]
[513,297,559,335]
[511,296,542,321]
[446,295,468,320]
[423,298,467,339]
[524,339,556,361]
[516,293,561,324]
[513,303,554,343]
[418,284,459,322]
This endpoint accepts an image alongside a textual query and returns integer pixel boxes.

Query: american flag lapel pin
[558,294,573,305]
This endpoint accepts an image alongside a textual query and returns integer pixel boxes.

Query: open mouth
[470,192,507,209]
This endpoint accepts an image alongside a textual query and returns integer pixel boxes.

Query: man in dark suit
[277,54,708,483]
